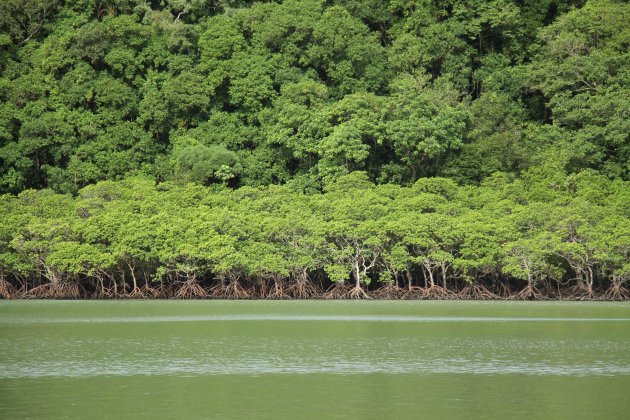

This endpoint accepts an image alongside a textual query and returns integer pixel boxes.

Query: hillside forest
[0,0,628,299]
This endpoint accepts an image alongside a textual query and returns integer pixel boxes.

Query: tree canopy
[1,0,628,299]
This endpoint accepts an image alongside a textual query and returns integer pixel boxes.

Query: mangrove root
[0,279,14,299]
[492,282,513,299]
[174,281,207,299]
[423,285,457,300]
[323,283,352,299]
[509,284,545,300]
[458,283,498,300]
[23,282,81,299]
[564,285,595,301]
[602,284,629,301]
[266,282,291,300]
[370,284,405,300]
[122,286,148,299]
[285,281,320,299]
[94,286,119,299]
[347,285,371,299]
[140,284,160,298]
[402,286,427,300]
[324,283,371,299]
[209,281,251,299]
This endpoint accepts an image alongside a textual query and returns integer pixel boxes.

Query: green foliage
[528,0,630,178]
[177,145,241,184]
[0,169,626,296]
[1,0,628,192]
[0,0,629,298]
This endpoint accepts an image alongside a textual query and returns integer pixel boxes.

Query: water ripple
[3,314,630,325]
[2,359,629,379]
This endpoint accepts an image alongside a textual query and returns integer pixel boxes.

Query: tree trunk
[406,271,413,291]
[353,262,361,289]
[424,263,435,288]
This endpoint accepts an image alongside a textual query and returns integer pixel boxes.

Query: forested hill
[1,0,629,192]
[0,1,628,299]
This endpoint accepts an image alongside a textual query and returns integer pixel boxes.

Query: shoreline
[1,281,627,301]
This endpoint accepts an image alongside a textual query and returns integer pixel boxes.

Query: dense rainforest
[0,0,628,299]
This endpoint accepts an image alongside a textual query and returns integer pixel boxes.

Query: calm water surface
[1,300,630,419]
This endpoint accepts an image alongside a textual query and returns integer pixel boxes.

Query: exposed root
[140,284,160,298]
[370,284,405,300]
[266,281,291,300]
[509,284,545,300]
[208,283,224,298]
[174,281,207,299]
[5,275,627,301]
[285,281,320,299]
[324,283,371,299]
[0,279,14,299]
[148,284,171,299]
[23,282,81,299]
[323,283,352,299]
[423,285,457,300]
[347,285,371,299]
[226,281,251,299]
[564,285,595,301]
[253,281,269,299]
[61,283,81,299]
[602,284,629,301]
[458,283,498,300]
[94,286,118,299]
[537,282,560,300]
[122,286,148,299]
[209,280,251,299]
[492,282,513,299]
[402,286,427,300]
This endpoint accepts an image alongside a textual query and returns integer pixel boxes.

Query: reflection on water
[2,334,630,378]
[3,358,630,379]
[3,314,630,324]
[1,301,630,419]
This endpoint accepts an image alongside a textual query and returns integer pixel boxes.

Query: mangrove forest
[0,0,628,299]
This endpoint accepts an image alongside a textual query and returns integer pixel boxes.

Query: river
[1,300,630,419]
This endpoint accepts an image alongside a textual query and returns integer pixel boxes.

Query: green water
[1,301,630,419]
